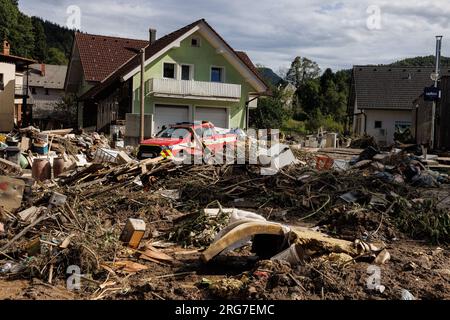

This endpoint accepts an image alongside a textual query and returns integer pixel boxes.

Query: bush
[250,86,289,129]
[282,118,307,135]
[321,115,344,133]
[304,108,344,134]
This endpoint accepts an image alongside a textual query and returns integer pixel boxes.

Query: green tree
[47,47,68,65]
[250,86,288,129]
[320,68,335,92]
[10,14,34,58]
[285,56,321,88]
[32,17,47,62]
[319,68,349,123]
[297,78,321,118]
[0,0,18,43]
[0,0,34,58]
[0,1,74,63]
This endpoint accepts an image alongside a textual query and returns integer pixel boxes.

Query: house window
[211,67,224,83]
[163,63,176,79]
[45,88,49,95]
[191,37,200,47]
[181,65,193,81]
[374,121,382,129]
[31,87,37,94]
[0,73,4,90]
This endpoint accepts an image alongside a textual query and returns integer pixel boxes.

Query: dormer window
[191,37,200,47]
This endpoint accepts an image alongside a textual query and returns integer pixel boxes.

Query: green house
[65,19,269,143]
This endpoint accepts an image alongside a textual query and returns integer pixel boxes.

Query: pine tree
[32,17,48,62]
[0,1,34,57]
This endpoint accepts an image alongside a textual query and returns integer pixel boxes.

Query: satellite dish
[431,72,440,81]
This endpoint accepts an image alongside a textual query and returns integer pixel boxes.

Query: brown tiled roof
[0,53,36,65]
[80,19,202,99]
[351,66,450,110]
[80,19,269,100]
[75,32,149,82]
[235,51,270,91]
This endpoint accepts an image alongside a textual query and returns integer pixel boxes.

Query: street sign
[424,86,441,101]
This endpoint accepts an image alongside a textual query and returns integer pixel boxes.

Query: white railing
[148,78,241,100]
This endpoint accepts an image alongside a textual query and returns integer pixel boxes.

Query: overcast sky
[18,0,450,73]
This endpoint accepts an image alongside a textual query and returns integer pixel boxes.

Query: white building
[0,41,36,132]
[27,64,67,127]
[348,66,449,146]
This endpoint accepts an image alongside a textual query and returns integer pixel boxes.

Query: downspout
[245,92,270,130]
[139,48,145,142]
[27,64,30,125]
[414,104,419,143]
[363,110,367,134]
[22,64,30,127]
[346,111,366,134]
[245,95,259,130]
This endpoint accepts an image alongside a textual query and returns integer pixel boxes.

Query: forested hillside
[0,0,74,64]
[390,56,450,67]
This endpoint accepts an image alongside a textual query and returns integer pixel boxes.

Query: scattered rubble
[0,127,449,300]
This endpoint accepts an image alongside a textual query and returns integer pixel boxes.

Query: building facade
[0,41,36,132]
[65,19,268,144]
[348,66,449,146]
[27,64,67,128]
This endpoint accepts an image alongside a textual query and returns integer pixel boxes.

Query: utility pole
[431,35,443,150]
[139,48,145,142]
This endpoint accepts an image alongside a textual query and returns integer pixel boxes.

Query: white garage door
[154,105,189,134]
[195,107,228,129]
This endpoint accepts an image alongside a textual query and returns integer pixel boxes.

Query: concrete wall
[125,113,153,145]
[0,62,16,132]
[364,109,412,145]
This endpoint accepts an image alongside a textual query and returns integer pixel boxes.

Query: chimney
[40,64,46,76]
[149,28,157,44]
[2,40,10,55]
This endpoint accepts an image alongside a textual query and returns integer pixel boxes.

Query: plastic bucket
[53,157,65,178]
[32,159,51,181]
[316,156,334,171]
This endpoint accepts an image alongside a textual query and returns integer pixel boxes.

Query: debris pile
[1,129,450,300]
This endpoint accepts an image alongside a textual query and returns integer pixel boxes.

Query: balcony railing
[15,85,28,96]
[148,78,241,101]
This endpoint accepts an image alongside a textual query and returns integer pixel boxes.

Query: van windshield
[157,127,190,139]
